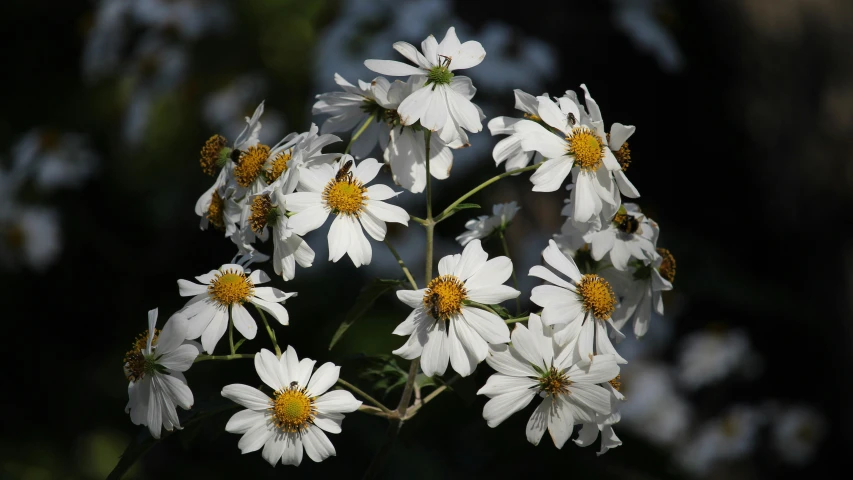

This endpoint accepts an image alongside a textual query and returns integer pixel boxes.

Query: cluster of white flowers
[117,25,687,474]
[0,129,98,271]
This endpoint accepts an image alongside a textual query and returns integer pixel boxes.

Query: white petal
[155,313,189,354]
[302,425,336,462]
[238,423,274,454]
[178,279,207,297]
[287,205,329,236]
[314,390,362,413]
[307,362,340,397]
[280,433,303,466]
[445,87,482,133]
[420,321,449,377]
[485,344,538,377]
[543,239,582,282]
[526,397,551,445]
[250,297,290,326]
[465,256,513,290]
[353,157,382,184]
[477,374,537,397]
[397,86,435,126]
[222,384,272,411]
[530,156,573,192]
[226,409,265,434]
[231,304,258,340]
[548,397,574,448]
[461,307,510,344]
[363,59,424,76]
[509,322,544,367]
[482,388,536,428]
[327,215,350,263]
[255,349,287,391]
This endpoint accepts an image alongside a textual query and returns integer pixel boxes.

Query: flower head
[392,240,520,377]
[456,202,520,246]
[221,347,361,466]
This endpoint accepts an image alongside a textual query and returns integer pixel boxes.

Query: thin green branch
[505,316,529,325]
[255,305,282,356]
[228,307,235,355]
[195,353,254,362]
[344,114,376,155]
[497,230,521,315]
[435,163,543,223]
[383,238,418,289]
[337,378,394,415]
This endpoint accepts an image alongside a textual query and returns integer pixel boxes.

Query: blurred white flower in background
[677,328,762,390]
[677,405,765,475]
[467,22,556,94]
[619,361,692,446]
[611,0,683,72]
[203,75,287,146]
[0,205,62,272]
[769,404,826,465]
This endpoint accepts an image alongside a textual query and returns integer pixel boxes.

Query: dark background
[1,0,849,478]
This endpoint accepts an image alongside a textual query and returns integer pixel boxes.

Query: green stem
[383,238,418,289]
[435,163,543,223]
[505,316,529,325]
[404,375,460,418]
[497,230,521,315]
[463,300,502,318]
[344,114,376,155]
[337,378,394,415]
[255,305,282,356]
[409,215,427,226]
[195,353,254,362]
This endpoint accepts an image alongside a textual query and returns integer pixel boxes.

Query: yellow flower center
[523,113,542,122]
[270,385,316,433]
[206,191,226,231]
[576,274,616,320]
[657,248,676,283]
[200,134,228,176]
[267,150,292,182]
[609,374,622,392]
[323,177,367,216]
[567,127,605,170]
[249,195,276,233]
[423,275,467,320]
[123,329,158,382]
[234,144,270,187]
[208,269,254,306]
[538,366,571,396]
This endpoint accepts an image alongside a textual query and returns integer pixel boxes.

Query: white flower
[381,76,458,192]
[177,264,295,353]
[12,129,97,191]
[529,240,626,362]
[584,204,656,271]
[487,89,545,172]
[246,193,315,281]
[676,328,756,390]
[677,405,765,475]
[392,239,519,377]
[552,196,601,253]
[516,87,629,223]
[312,74,394,159]
[770,404,825,465]
[619,361,692,446]
[0,204,62,271]
[605,248,674,338]
[221,347,362,466]
[264,124,341,196]
[283,156,409,267]
[364,26,485,144]
[477,313,620,448]
[124,309,200,439]
[573,381,625,455]
[455,202,520,246]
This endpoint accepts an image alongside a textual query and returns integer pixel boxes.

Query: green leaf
[355,354,409,398]
[328,279,405,350]
[489,304,512,319]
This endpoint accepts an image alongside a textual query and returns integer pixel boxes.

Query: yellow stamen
[267,150,292,182]
[123,329,159,382]
[206,191,226,231]
[567,127,605,170]
[576,274,617,320]
[208,269,253,306]
[538,366,571,396]
[523,113,542,122]
[200,134,227,176]
[249,195,275,233]
[609,374,622,391]
[234,144,270,187]
[270,385,316,433]
[423,275,467,320]
[323,176,367,216]
[657,248,676,283]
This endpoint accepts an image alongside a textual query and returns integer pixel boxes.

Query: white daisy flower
[606,248,674,338]
[584,204,656,271]
[177,264,295,354]
[392,239,520,377]
[364,26,486,144]
[0,203,62,272]
[455,201,520,246]
[573,380,625,455]
[487,89,545,172]
[770,404,825,465]
[124,308,200,439]
[552,196,601,254]
[676,328,755,390]
[312,74,395,159]
[518,87,625,223]
[263,123,341,196]
[677,405,765,475]
[283,155,409,268]
[12,129,97,191]
[529,240,626,362]
[221,347,362,466]
[246,192,315,281]
[381,76,457,193]
[477,313,620,448]
[619,361,692,446]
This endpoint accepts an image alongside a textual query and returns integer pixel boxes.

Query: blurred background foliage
[1,0,850,478]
